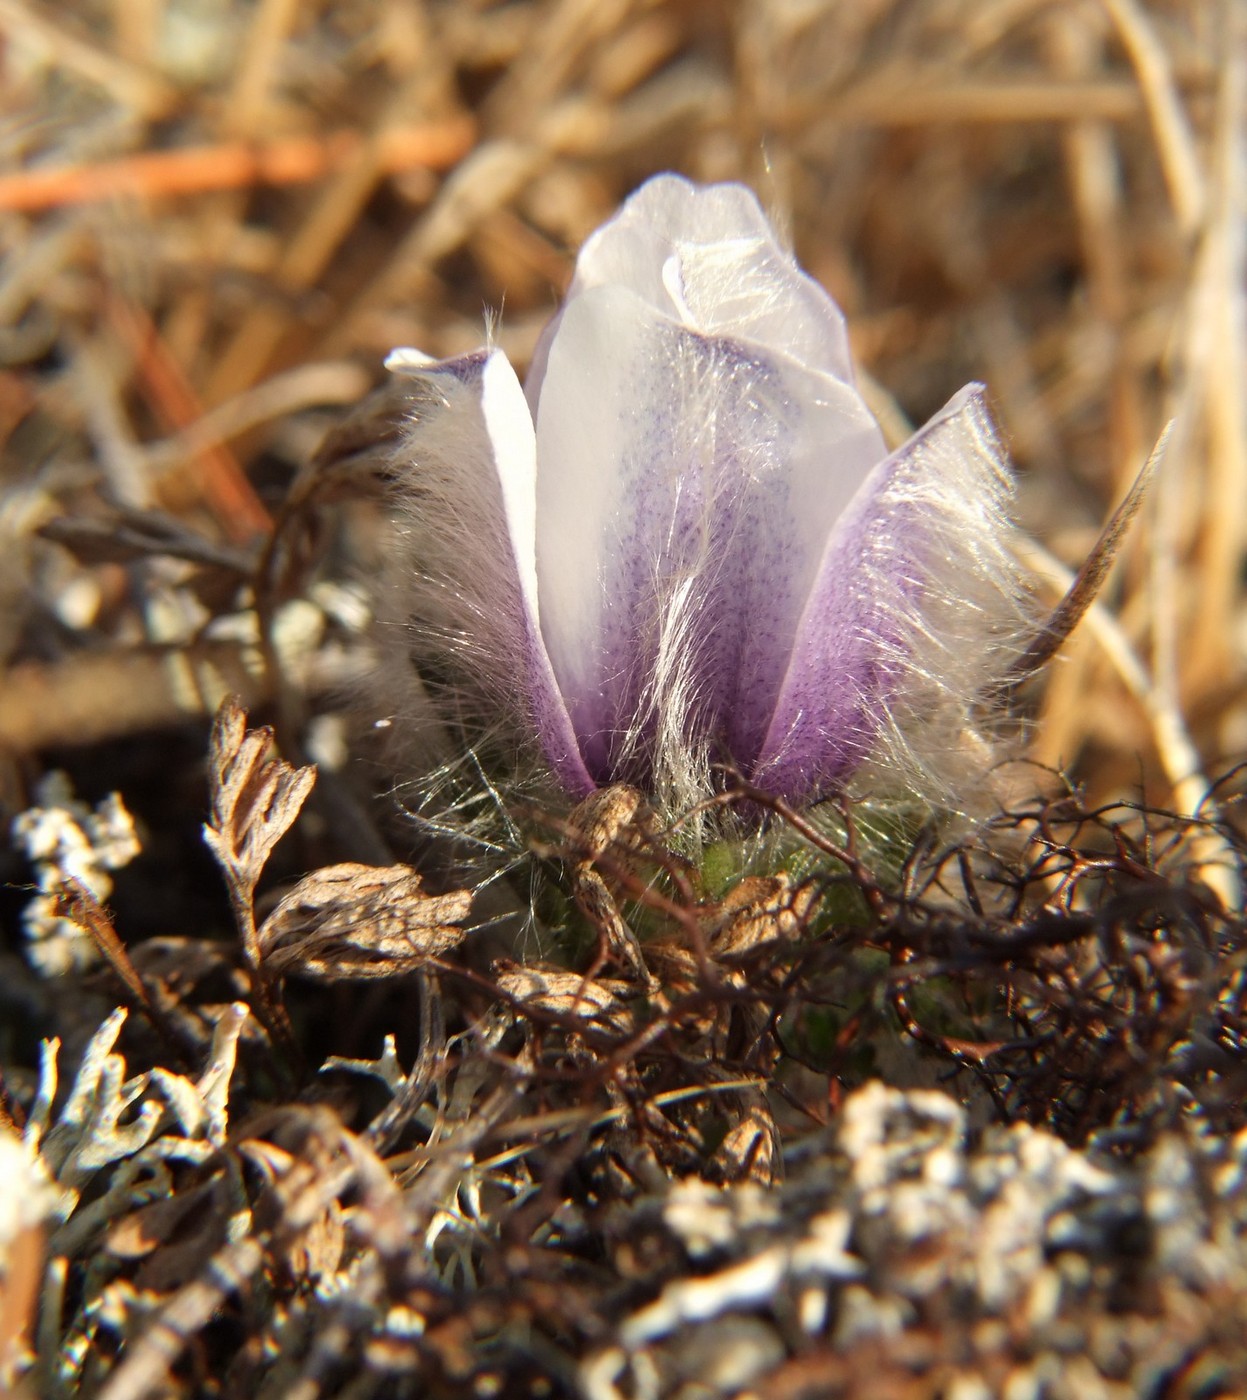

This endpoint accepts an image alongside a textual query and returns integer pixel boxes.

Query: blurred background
[0,0,1242,838]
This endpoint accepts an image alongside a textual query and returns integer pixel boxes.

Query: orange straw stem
[0,117,476,214]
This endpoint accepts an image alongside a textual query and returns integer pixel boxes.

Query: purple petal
[387,346,595,797]
[753,385,1017,805]
[527,173,857,412]
[531,284,887,794]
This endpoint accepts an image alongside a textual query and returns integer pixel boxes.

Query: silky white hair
[376,379,1028,867]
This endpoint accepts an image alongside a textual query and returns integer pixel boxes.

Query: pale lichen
[12,772,141,977]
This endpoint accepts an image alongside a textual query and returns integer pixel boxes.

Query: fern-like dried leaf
[495,963,637,1033]
[203,697,315,894]
[202,697,316,963]
[257,863,471,980]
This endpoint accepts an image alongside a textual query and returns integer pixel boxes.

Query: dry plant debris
[1,1,1246,1397]
[1,695,1243,1397]
[257,862,471,982]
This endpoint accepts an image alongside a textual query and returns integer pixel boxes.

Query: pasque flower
[387,175,1022,815]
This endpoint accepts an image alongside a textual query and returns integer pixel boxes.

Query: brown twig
[54,879,191,1064]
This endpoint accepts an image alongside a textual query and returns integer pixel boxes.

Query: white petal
[533,283,886,796]
[389,348,593,794]
[385,347,436,370]
[527,173,856,410]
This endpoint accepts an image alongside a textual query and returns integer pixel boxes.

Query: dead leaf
[107,1184,213,1260]
[495,961,637,1032]
[202,698,316,973]
[710,1097,780,1186]
[284,1199,345,1285]
[568,784,659,988]
[257,863,470,980]
[107,1176,232,1294]
[203,699,317,898]
[700,874,819,959]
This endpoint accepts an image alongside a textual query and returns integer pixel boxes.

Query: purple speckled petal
[387,346,595,797]
[532,283,887,785]
[753,384,1012,804]
[527,174,856,412]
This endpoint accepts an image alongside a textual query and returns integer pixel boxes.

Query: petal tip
[385,347,437,374]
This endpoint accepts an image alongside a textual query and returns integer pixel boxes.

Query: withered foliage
[5,699,1246,1399]
[202,696,319,973]
[258,863,470,981]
